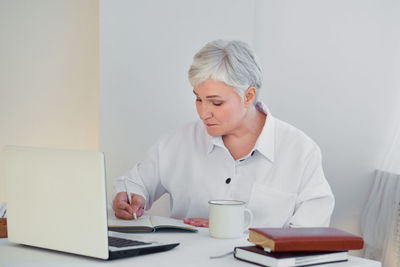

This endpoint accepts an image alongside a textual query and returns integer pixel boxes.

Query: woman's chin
[206,128,222,137]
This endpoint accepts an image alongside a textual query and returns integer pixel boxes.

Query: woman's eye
[196,98,202,102]
[213,102,223,106]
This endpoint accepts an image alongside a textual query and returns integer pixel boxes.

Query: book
[234,246,348,267]
[108,214,198,233]
[0,218,7,238]
[248,227,363,252]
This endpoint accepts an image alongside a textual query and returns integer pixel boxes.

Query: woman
[112,40,334,228]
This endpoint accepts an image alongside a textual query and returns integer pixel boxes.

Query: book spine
[275,239,363,251]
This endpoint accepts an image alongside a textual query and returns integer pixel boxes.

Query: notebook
[108,214,198,233]
[2,146,179,260]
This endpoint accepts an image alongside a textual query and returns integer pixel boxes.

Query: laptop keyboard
[108,236,152,248]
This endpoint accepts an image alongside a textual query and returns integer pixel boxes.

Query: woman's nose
[199,105,212,120]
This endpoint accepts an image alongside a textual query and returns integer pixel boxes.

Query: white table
[0,228,381,267]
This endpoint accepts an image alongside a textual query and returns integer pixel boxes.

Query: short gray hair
[188,40,263,100]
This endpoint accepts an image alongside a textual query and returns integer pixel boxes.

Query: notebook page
[150,216,197,230]
[108,213,153,228]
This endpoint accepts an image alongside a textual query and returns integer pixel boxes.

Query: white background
[0,0,99,202]
[100,0,400,241]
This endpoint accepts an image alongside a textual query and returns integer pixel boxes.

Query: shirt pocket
[248,183,297,227]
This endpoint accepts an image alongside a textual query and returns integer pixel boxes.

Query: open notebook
[108,214,198,233]
[3,146,180,260]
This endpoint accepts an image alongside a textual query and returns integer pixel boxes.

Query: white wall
[254,0,400,239]
[0,0,99,202]
[99,0,255,214]
[99,0,400,239]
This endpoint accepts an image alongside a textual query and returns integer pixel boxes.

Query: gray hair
[188,40,263,100]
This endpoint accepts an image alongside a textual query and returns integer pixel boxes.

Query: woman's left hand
[184,218,209,227]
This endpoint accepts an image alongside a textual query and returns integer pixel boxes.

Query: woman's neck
[222,106,266,160]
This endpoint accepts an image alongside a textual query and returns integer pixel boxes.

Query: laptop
[2,146,179,260]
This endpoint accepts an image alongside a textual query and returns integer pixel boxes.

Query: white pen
[0,203,6,218]
[124,179,137,220]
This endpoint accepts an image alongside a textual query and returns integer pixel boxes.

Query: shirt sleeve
[289,147,335,227]
[113,140,167,210]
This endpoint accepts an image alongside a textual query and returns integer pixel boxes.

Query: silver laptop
[2,146,179,260]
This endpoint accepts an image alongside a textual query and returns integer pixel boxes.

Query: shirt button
[225,178,231,184]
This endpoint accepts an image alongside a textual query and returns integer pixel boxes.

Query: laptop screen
[3,146,110,259]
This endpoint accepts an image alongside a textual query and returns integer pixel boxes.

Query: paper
[150,215,194,228]
[0,202,6,218]
[108,213,198,233]
[108,214,153,228]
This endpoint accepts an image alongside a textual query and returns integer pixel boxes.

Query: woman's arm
[113,140,167,217]
[289,147,335,227]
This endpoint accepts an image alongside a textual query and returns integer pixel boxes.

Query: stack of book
[234,227,364,267]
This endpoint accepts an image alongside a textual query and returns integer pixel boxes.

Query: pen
[124,179,137,220]
[0,203,6,218]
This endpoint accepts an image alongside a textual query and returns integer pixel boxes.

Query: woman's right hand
[112,192,145,220]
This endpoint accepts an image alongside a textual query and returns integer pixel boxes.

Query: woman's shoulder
[258,102,319,152]
[274,117,320,153]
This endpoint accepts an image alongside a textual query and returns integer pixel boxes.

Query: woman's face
[193,79,247,137]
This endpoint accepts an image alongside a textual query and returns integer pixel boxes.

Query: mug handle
[243,208,253,231]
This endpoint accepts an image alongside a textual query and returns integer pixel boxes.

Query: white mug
[208,200,253,239]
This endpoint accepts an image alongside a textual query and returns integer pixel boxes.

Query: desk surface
[0,228,380,267]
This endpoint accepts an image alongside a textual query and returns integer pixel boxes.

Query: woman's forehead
[194,80,235,96]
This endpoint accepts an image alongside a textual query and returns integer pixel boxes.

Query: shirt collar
[207,135,223,154]
[254,101,275,162]
[205,100,275,162]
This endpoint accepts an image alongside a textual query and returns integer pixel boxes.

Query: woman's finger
[115,209,134,220]
[184,218,209,227]
[117,200,133,213]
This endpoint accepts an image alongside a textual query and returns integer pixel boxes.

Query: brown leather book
[0,218,7,238]
[248,227,363,252]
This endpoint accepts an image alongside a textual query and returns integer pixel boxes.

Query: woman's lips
[206,123,217,127]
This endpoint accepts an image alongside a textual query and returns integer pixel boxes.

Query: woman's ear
[244,86,257,107]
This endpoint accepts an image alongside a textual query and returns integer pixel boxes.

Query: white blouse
[114,101,334,227]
